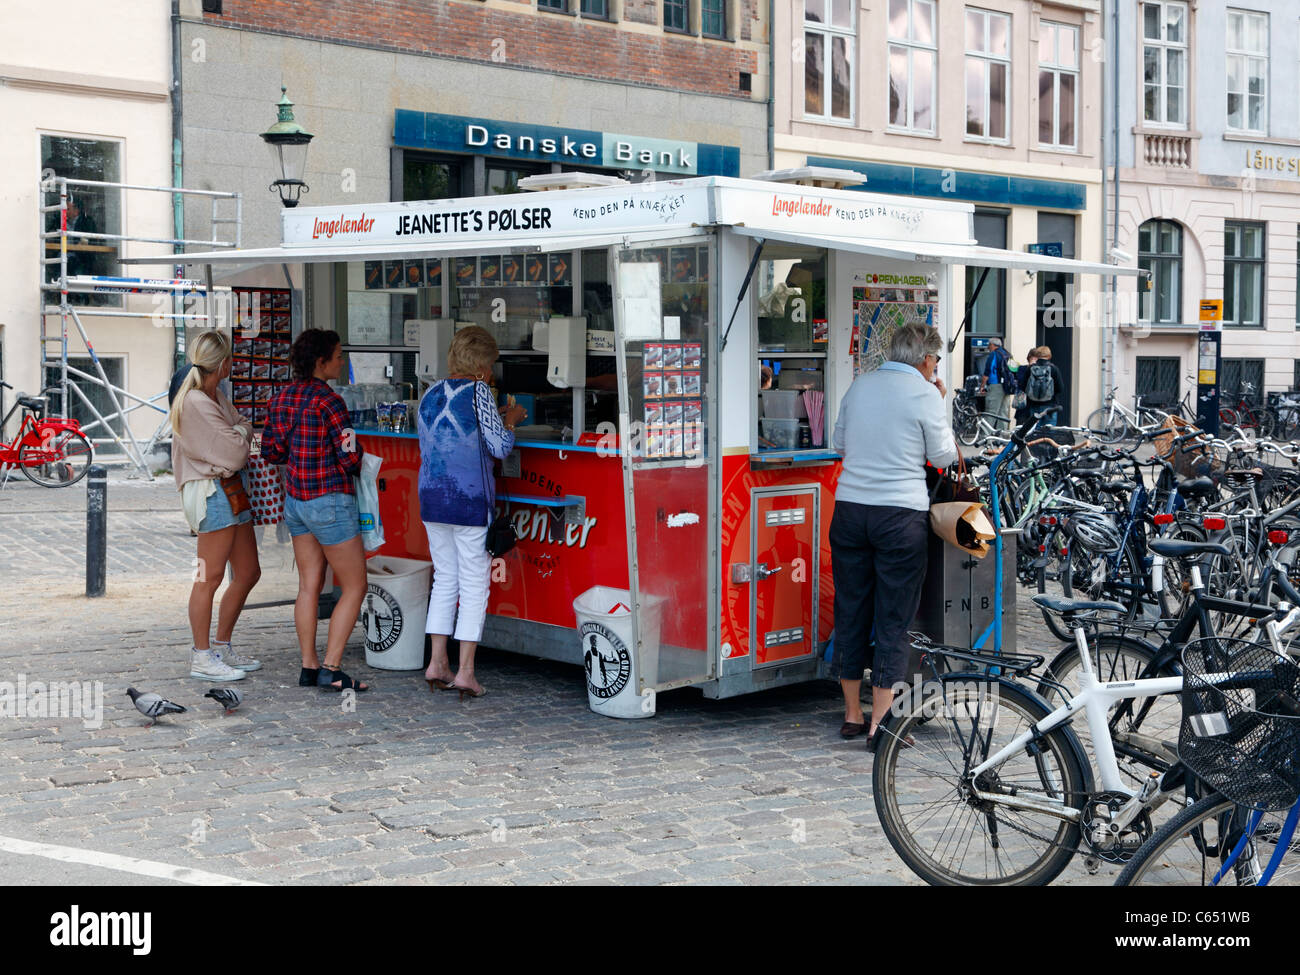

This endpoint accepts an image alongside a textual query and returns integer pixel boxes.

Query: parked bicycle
[0,381,94,487]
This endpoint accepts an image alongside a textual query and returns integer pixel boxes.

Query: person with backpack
[978,337,1014,429]
[1024,345,1065,427]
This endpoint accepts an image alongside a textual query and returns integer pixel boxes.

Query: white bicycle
[872,539,1300,885]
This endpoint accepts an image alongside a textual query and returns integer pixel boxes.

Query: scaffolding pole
[38,175,241,478]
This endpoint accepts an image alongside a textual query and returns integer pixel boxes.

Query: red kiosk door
[751,488,818,667]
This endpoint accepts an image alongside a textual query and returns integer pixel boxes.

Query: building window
[1222,358,1265,400]
[1142,1,1188,127]
[1226,9,1267,133]
[664,0,688,32]
[888,0,936,133]
[40,135,122,306]
[487,163,548,196]
[581,0,608,16]
[965,8,1011,142]
[403,155,465,201]
[1138,219,1182,324]
[805,0,854,121]
[1136,357,1182,406]
[1224,221,1265,327]
[1038,22,1078,148]
[1295,225,1299,329]
[702,0,725,37]
[538,0,566,10]
[967,210,1008,337]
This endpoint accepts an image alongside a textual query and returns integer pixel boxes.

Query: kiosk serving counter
[134,174,1138,702]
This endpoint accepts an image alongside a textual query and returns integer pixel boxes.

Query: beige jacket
[171,388,253,488]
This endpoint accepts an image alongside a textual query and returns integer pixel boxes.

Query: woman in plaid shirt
[262,329,370,693]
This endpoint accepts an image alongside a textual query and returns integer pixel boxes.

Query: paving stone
[0,473,1106,887]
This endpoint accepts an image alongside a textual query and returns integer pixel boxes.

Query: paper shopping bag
[929,501,996,558]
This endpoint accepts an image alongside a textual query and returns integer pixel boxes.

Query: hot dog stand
[130,171,1138,702]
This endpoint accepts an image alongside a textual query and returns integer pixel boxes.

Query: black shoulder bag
[471,387,518,558]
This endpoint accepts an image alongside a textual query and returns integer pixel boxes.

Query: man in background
[978,337,1012,429]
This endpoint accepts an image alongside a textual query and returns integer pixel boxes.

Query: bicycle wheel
[1060,535,1143,624]
[19,429,94,487]
[873,675,1088,886]
[955,407,979,446]
[1115,793,1300,886]
[1085,407,1126,445]
[1255,408,1276,441]
[1041,633,1181,787]
[1219,407,1240,431]
[1277,406,1300,441]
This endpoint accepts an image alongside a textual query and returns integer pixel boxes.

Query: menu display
[641,341,703,460]
[229,287,291,428]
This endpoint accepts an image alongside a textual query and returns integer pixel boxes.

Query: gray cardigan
[832,361,960,511]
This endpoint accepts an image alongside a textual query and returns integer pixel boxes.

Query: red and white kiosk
[139,171,1134,704]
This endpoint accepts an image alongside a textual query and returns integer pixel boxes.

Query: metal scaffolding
[38,175,241,477]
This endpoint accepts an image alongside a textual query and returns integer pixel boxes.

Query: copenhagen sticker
[582,622,632,700]
[362,585,403,653]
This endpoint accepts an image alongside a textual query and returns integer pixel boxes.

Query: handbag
[927,454,992,557]
[1012,390,1028,410]
[246,455,284,525]
[471,390,517,558]
[925,453,980,505]
[219,472,251,517]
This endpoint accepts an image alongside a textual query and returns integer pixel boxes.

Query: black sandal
[317,667,369,692]
[299,667,320,687]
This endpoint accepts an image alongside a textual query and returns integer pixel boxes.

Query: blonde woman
[170,330,262,682]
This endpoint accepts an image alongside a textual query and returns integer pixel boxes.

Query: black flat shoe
[299,667,320,687]
[840,721,866,739]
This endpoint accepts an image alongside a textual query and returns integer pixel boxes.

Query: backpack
[1026,362,1055,403]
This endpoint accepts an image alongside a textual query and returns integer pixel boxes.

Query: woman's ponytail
[170,330,231,435]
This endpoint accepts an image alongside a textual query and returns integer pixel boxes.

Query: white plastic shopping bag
[354,453,385,552]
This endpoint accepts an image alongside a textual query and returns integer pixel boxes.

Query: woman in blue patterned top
[418,326,526,699]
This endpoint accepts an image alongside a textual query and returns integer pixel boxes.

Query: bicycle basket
[1179,637,1300,812]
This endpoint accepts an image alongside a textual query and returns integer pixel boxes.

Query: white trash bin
[572,586,661,719]
[362,557,432,670]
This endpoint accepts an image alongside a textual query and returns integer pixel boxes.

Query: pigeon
[204,686,242,715]
[126,687,187,726]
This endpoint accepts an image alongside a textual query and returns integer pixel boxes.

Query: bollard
[86,465,107,598]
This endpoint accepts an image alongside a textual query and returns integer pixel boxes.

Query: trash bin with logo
[572,586,662,719]
[362,557,432,670]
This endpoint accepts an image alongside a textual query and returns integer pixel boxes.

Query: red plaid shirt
[261,379,363,501]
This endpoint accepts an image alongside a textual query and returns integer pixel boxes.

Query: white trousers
[423,521,491,643]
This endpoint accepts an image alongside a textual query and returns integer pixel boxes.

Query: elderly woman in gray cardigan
[830,323,958,751]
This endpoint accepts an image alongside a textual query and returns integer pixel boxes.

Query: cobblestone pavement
[0,471,1109,885]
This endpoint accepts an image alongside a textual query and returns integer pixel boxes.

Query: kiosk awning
[729,226,1144,277]
[119,229,697,268]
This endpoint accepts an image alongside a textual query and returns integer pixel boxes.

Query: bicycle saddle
[1097,480,1138,494]
[1073,467,1107,478]
[1031,594,1128,615]
[1148,538,1232,559]
[1176,476,1215,496]
[16,394,46,410]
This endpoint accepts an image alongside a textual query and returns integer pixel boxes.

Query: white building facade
[1108,0,1300,408]
[774,0,1108,423]
[0,0,178,447]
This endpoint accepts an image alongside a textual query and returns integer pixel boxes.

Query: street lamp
[259,86,313,207]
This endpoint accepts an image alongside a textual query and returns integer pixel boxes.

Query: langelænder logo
[582,622,631,700]
[362,585,403,653]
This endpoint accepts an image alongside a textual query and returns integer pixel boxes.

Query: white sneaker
[190,648,246,681]
[214,641,261,672]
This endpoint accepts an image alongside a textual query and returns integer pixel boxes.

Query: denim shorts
[198,471,253,534]
[284,491,359,546]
